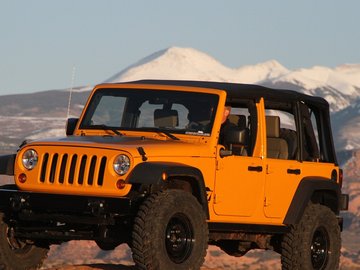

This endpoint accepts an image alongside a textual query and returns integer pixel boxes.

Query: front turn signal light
[18,173,27,183]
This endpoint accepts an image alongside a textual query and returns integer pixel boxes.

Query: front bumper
[0,187,137,242]
[0,188,134,224]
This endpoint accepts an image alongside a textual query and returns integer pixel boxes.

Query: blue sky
[1,0,359,95]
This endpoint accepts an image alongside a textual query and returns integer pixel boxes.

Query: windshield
[80,88,219,136]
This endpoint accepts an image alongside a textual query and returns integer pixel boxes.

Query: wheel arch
[127,162,209,219]
[283,177,341,225]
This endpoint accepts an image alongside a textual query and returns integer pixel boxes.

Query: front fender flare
[127,162,209,218]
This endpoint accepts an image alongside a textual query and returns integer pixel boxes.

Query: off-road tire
[132,189,208,270]
[281,203,341,270]
[0,213,49,270]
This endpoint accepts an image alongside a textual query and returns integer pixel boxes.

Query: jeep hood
[25,136,213,158]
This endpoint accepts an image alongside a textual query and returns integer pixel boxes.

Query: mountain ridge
[103,47,360,113]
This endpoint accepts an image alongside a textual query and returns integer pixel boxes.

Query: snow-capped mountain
[106,47,241,83]
[105,47,290,87]
[106,47,360,112]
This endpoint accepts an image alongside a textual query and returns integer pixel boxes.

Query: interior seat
[266,116,288,159]
[280,128,298,160]
[226,114,249,156]
[154,109,179,128]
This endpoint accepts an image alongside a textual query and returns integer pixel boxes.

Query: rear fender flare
[283,177,340,225]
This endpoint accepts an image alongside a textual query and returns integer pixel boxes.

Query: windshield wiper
[140,127,179,140]
[97,125,123,136]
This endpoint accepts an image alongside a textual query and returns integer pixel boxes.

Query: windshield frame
[78,87,221,137]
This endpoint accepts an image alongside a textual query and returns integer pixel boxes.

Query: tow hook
[88,200,105,216]
[10,196,27,212]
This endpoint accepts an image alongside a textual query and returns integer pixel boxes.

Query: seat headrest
[228,114,247,129]
[266,116,280,138]
[154,109,179,128]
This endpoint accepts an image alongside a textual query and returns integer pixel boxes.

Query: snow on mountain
[268,65,360,111]
[235,60,289,84]
[106,47,360,112]
[106,47,236,83]
[332,99,360,151]
[105,47,290,85]
[335,64,360,88]
[272,65,359,96]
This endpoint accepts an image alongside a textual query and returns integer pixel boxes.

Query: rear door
[263,104,303,219]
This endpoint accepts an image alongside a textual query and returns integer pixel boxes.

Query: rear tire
[281,203,340,270]
[0,213,49,270]
[132,190,208,270]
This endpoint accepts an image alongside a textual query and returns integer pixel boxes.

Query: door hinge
[216,160,222,170]
[213,193,217,204]
[265,164,271,174]
[264,197,270,207]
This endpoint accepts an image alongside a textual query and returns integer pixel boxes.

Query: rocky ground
[41,241,360,270]
[42,243,282,270]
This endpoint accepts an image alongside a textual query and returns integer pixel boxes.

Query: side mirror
[66,118,79,136]
[220,148,232,158]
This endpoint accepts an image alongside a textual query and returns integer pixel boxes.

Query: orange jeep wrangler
[0,80,349,270]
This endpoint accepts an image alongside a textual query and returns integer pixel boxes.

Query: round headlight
[22,149,38,170]
[113,154,130,175]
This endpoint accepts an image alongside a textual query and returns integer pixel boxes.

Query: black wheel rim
[311,226,329,269]
[165,213,194,264]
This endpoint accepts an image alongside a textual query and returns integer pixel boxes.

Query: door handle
[287,169,301,175]
[248,166,263,172]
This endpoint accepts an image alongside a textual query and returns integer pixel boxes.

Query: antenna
[67,66,76,119]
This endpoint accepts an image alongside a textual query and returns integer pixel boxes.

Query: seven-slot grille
[39,153,107,186]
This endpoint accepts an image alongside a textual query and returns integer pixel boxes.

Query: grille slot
[40,153,49,183]
[88,156,97,186]
[78,155,87,185]
[59,154,68,184]
[98,157,107,186]
[49,154,59,183]
[68,155,77,184]
[39,153,106,187]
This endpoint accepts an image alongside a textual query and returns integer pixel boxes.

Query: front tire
[0,213,49,270]
[281,203,341,270]
[132,190,208,270]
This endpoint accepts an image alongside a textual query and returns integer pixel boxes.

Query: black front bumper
[0,188,137,242]
[0,188,134,223]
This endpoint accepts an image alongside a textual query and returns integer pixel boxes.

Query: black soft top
[122,79,329,109]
